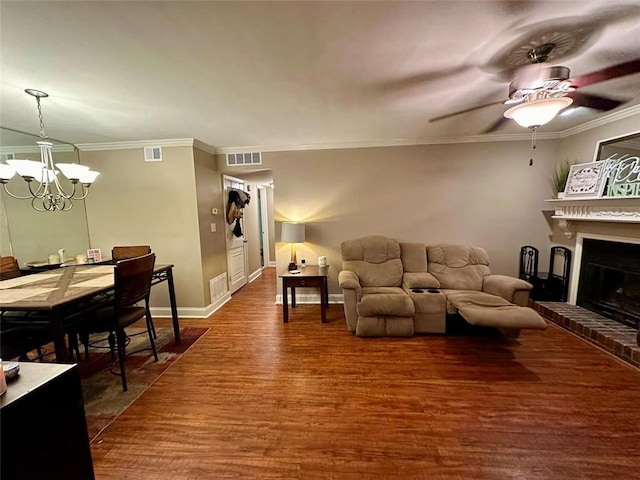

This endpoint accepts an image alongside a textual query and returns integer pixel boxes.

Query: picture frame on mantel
[564,161,607,198]
[593,130,640,198]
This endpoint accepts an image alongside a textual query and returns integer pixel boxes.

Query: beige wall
[193,147,227,301]
[67,112,638,310]
[81,146,206,308]
[225,139,561,294]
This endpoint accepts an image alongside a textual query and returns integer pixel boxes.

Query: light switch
[210,223,216,232]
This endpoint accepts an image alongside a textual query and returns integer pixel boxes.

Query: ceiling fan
[429,43,640,133]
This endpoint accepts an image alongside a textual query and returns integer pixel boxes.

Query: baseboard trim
[150,292,232,319]
[275,293,344,304]
[249,268,262,283]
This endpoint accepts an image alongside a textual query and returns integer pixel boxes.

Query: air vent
[144,146,163,162]
[0,153,16,161]
[226,152,262,166]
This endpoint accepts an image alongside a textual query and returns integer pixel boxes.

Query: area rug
[76,326,208,441]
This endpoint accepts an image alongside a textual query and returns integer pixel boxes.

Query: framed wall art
[564,161,607,198]
[593,131,640,198]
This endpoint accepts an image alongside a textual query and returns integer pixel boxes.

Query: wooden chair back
[114,253,156,309]
[111,245,151,261]
[0,256,21,280]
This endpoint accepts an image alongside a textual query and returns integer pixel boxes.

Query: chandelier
[0,89,99,212]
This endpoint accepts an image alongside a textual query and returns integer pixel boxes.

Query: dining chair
[0,256,21,280]
[0,315,52,361]
[111,245,151,261]
[78,253,158,392]
[110,245,156,338]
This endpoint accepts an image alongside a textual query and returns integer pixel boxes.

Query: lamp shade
[281,222,305,243]
[504,97,573,128]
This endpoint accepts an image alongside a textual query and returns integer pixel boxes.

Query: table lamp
[281,222,305,271]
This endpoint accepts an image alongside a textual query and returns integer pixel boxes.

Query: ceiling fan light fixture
[503,96,573,128]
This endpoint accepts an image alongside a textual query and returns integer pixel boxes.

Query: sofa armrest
[403,272,440,289]
[339,270,361,291]
[483,274,532,305]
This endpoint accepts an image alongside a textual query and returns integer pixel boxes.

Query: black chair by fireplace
[537,246,572,302]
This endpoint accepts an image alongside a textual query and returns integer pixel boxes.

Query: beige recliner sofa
[338,236,546,338]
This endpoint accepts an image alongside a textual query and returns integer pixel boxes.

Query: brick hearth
[533,302,640,369]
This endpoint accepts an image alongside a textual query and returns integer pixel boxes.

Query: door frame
[223,174,249,294]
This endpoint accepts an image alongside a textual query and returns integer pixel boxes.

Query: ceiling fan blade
[429,100,505,123]
[482,117,510,134]
[571,59,640,88]
[568,91,624,111]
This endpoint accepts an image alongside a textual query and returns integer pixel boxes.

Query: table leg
[320,280,327,323]
[283,278,289,323]
[325,277,329,307]
[51,310,70,362]
[166,267,181,343]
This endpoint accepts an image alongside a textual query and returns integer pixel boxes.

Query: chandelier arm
[70,184,90,200]
[26,179,49,199]
[30,196,48,212]
[1,182,38,200]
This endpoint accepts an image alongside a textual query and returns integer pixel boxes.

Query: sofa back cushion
[399,242,428,273]
[427,244,492,290]
[341,236,403,287]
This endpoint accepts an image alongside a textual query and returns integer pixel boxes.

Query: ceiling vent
[0,152,15,161]
[227,152,262,166]
[144,146,163,162]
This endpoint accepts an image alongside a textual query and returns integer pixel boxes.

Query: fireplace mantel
[545,196,640,239]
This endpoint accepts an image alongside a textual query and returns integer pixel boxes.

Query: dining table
[0,263,180,362]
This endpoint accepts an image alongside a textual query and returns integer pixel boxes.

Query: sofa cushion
[446,291,547,330]
[427,244,491,290]
[399,242,428,272]
[358,291,414,317]
[403,272,440,289]
[342,236,403,287]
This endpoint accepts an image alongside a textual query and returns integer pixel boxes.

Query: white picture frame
[86,248,102,263]
[564,161,607,198]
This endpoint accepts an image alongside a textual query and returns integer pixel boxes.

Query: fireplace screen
[577,239,640,329]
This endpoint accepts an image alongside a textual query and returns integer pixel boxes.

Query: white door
[224,175,248,294]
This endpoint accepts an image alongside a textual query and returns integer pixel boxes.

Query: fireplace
[576,238,640,329]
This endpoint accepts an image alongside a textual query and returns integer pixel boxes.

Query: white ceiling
[1,1,639,151]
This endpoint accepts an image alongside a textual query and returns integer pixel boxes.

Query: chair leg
[81,332,90,359]
[116,329,128,392]
[107,332,116,362]
[146,309,158,362]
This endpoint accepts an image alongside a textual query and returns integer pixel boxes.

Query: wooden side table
[280,265,329,323]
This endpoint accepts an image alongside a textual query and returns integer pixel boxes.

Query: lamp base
[288,262,297,271]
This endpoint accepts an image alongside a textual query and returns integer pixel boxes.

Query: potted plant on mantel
[550,159,574,198]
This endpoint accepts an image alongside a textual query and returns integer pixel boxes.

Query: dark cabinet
[1,362,95,479]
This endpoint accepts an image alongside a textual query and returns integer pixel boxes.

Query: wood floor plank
[90,268,640,479]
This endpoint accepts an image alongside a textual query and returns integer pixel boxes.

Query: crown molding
[214,131,559,154]
[70,104,640,155]
[193,139,217,155]
[0,144,75,154]
[75,138,199,151]
[558,104,640,138]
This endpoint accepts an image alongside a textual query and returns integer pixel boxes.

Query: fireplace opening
[577,239,640,329]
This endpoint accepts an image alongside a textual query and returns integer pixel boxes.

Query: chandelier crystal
[0,89,99,212]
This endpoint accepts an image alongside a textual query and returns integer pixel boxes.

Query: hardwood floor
[91,268,640,479]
